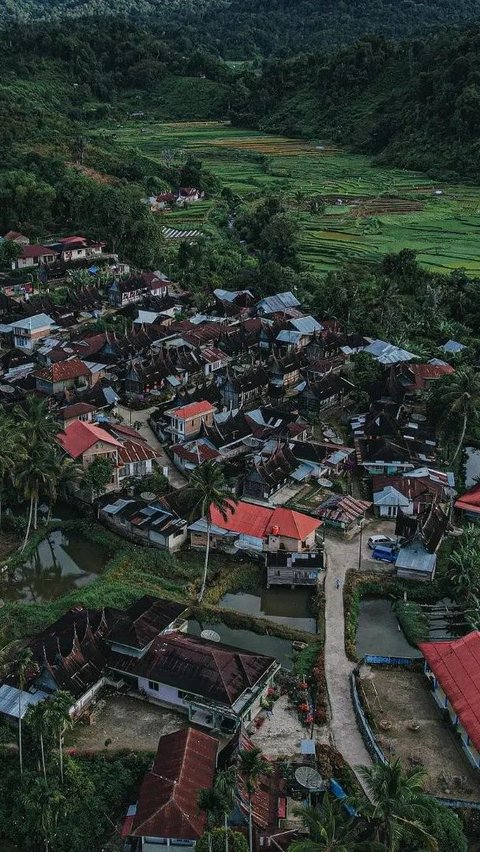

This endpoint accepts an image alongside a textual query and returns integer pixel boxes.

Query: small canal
[356,597,422,659]
[219,588,317,634]
[188,619,295,669]
[0,529,108,603]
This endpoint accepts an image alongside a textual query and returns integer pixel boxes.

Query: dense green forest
[232,27,480,180]
[1,0,480,58]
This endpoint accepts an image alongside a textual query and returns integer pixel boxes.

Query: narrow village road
[324,533,373,779]
[116,404,187,489]
[323,519,397,786]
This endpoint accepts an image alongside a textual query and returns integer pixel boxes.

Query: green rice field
[99,120,480,275]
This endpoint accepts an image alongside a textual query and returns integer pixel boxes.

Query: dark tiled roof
[107,596,186,650]
[108,632,275,708]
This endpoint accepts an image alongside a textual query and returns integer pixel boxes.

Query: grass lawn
[94,120,480,275]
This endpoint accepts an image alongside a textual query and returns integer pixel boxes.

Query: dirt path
[116,405,187,490]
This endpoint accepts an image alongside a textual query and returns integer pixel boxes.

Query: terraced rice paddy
[101,120,480,274]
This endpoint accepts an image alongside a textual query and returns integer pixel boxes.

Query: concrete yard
[68,693,186,753]
[360,668,480,800]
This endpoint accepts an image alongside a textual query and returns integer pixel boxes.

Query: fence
[350,672,387,765]
[363,654,421,667]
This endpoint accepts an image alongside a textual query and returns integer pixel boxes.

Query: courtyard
[67,692,186,753]
[359,667,480,800]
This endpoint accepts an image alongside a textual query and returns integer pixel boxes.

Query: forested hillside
[232,28,480,180]
[1,0,480,58]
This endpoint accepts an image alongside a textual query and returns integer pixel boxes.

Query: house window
[148,681,159,692]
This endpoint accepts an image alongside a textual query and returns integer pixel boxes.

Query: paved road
[324,532,373,781]
[323,519,396,786]
[116,404,187,490]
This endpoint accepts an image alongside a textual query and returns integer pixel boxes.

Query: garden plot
[360,668,480,800]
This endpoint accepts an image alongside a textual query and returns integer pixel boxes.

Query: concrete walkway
[324,533,373,779]
[116,404,187,490]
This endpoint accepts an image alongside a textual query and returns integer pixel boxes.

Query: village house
[189,499,322,556]
[455,483,480,522]
[299,374,355,412]
[164,400,216,443]
[33,359,93,396]
[58,419,158,494]
[420,632,480,769]
[372,469,454,518]
[256,291,301,318]
[10,313,57,351]
[266,550,324,588]
[108,272,169,307]
[0,597,189,723]
[242,443,299,501]
[317,494,372,534]
[59,402,97,427]
[58,420,122,492]
[172,409,253,472]
[11,244,59,270]
[4,230,30,245]
[268,350,306,392]
[47,235,104,263]
[220,365,270,410]
[123,728,218,851]
[394,503,449,581]
[177,187,205,205]
[100,493,188,552]
[108,630,279,731]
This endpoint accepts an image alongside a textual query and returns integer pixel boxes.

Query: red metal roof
[455,483,480,513]
[34,359,91,383]
[419,632,480,752]
[131,728,218,840]
[168,400,215,420]
[57,420,121,459]
[210,500,321,541]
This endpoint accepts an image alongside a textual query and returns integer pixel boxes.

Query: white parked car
[367,534,398,549]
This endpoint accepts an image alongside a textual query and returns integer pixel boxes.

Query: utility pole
[358,520,363,571]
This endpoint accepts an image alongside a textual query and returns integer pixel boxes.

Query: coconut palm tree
[187,461,237,602]
[238,747,272,852]
[43,452,79,521]
[359,759,438,852]
[0,411,21,529]
[214,766,237,852]
[48,691,72,784]
[198,787,224,852]
[436,366,480,464]
[15,396,61,447]
[16,647,33,779]
[28,700,51,782]
[20,776,65,852]
[17,446,56,549]
[290,797,377,852]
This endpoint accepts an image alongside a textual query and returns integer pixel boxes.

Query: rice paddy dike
[102,120,480,275]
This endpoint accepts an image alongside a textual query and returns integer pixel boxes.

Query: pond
[465,446,480,488]
[0,529,108,603]
[426,598,469,640]
[356,597,422,659]
[188,618,295,669]
[219,588,317,634]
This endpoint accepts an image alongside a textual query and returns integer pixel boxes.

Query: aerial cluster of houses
[2,225,480,845]
[0,228,468,584]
